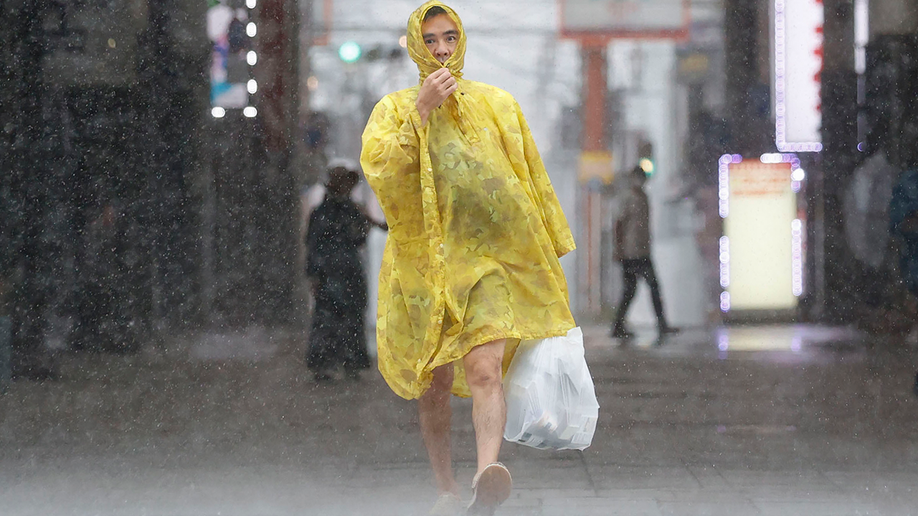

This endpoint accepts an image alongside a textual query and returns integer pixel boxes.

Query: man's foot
[658,324,679,336]
[314,371,334,383]
[468,463,512,515]
[428,492,463,516]
[610,326,633,339]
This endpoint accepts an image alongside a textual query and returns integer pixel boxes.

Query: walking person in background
[305,167,385,382]
[361,2,577,514]
[888,168,918,397]
[611,165,677,339]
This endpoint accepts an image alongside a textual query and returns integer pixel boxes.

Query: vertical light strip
[791,218,804,296]
[245,4,257,118]
[718,154,731,218]
[774,0,788,150]
[718,155,737,313]
[719,235,731,312]
[854,0,869,75]
[720,291,731,313]
[717,331,730,351]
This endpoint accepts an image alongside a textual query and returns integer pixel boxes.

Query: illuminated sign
[718,154,804,312]
[559,0,690,40]
[774,0,824,152]
[208,0,257,114]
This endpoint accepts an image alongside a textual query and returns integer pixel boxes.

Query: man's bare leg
[418,363,460,496]
[462,339,507,475]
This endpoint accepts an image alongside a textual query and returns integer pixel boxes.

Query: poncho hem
[381,322,577,400]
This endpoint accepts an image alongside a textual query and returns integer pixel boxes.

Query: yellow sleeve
[513,102,577,257]
[360,94,426,236]
[361,95,423,186]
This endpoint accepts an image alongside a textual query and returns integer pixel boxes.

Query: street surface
[1,324,917,515]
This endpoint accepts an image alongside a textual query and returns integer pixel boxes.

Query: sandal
[467,463,512,515]
[428,492,463,516]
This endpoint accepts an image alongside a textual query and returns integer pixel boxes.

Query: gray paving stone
[753,501,887,516]
[1,324,918,515]
[658,500,763,516]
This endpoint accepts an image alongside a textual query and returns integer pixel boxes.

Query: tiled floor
[1,324,917,515]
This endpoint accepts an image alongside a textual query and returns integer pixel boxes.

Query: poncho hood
[407,1,466,81]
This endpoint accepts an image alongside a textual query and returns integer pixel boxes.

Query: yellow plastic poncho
[360,1,576,400]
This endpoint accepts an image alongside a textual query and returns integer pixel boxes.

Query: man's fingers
[418,68,456,110]
[425,70,445,86]
[430,67,451,81]
[432,69,455,87]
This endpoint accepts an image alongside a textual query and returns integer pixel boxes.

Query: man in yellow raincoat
[361,2,576,514]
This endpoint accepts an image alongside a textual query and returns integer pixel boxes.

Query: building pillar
[251,0,301,323]
[724,0,772,156]
[817,0,858,321]
[578,45,609,316]
[1,1,58,375]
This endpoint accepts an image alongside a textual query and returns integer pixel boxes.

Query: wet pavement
[1,323,917,515]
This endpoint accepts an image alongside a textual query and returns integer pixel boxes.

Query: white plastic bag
[503,327,599,450]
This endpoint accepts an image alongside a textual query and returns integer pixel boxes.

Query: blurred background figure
[0,271,11,390]
[67,203,143,355]
[889,169,918,316]
[611,166,676,339]
[304,167,385,382]
[887,167,918,397]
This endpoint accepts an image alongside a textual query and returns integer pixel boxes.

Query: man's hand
[416,68,457,126]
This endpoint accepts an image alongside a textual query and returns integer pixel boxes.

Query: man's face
[421,14,459,64]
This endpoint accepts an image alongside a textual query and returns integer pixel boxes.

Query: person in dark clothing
[612,166,676,339]
[888,168,918,398]
[305,167,385,382]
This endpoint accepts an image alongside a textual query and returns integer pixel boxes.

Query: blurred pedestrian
[67,203,141,354]
[611,166,676,338]
[361,2,577,514]
[305,167,384,382]
[888,168,918,397]
[0,271,11,389]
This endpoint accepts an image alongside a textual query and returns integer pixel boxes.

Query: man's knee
[464,341,505,390]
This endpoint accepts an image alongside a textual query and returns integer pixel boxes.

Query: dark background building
[1,0,306,376]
